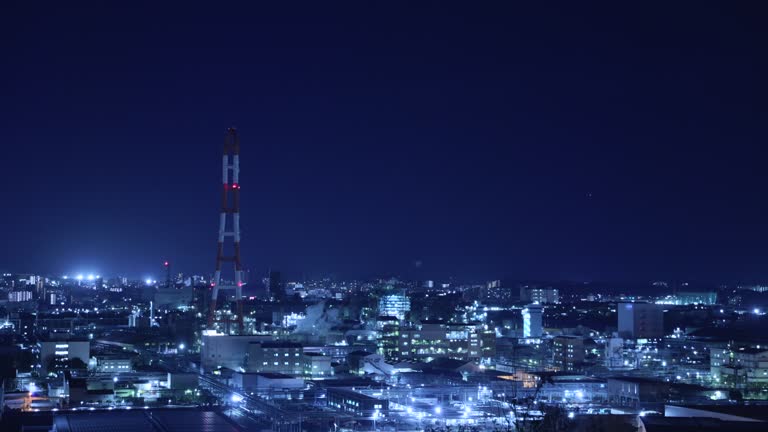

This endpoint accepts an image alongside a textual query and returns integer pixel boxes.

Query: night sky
[2,2,767,282]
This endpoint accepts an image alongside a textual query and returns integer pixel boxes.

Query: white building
[302,352,333,378]
[378,293,411,320]
[232,372,304,397]
[247,341,304,376]
[522,304,543,338]
[39,339,90,374]
[710,347,729,381]
[718,347,768,388]
[605,337,637,370]
[8,291,33,302]
[201,333,272,371]
[93,356,133,373]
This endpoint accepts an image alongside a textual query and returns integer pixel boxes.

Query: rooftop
[51,409,239,432]
[641,416,766,432]
[257,372,296,379]
[669,404,768,422]
[253,341,302,349]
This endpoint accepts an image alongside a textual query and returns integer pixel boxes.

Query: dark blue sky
[2,2,767,282]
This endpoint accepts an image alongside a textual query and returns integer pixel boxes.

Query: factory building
[201,334,272,371]
[247,341,303,376]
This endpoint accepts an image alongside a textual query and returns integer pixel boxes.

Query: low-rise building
[718,348,768,390]
[232,372,303,397]
[248,341,303,376]
[93,356,133,373]
[327,388,388,417]
[607,377,670,408]
[302,352,333,378]
[393,321,495,362]
[201,334,272,372]
[553,336,585,372]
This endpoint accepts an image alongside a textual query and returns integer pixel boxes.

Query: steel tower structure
[208,128,244,334]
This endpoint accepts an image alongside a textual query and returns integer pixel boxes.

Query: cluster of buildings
[2,273,768,431]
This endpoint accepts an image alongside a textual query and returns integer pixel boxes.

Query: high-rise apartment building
[522,304,543,338]
[618,302,664,339]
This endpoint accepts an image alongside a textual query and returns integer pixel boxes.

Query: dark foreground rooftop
[53,409,240,432]
[641,416,766,432]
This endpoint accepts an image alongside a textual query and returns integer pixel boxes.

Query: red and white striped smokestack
[208,128,244,334]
